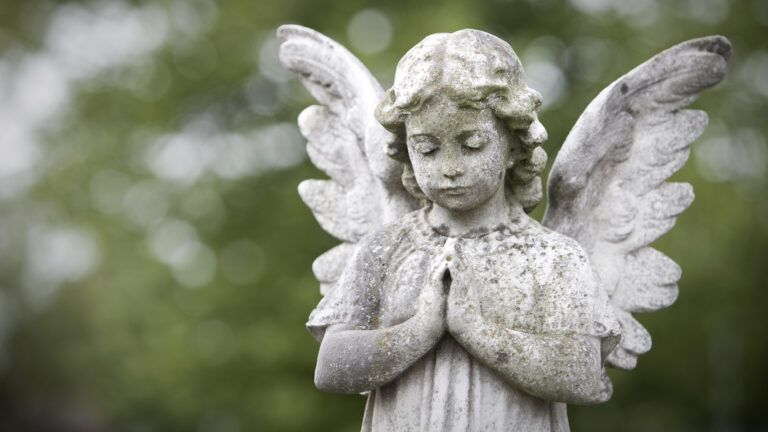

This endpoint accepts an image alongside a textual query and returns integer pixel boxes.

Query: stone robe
[308,208,620,432]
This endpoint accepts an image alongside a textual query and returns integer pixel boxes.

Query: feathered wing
[543,36,731,370]
[277,25,416,295]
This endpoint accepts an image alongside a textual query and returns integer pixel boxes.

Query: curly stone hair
[375,29,548,212]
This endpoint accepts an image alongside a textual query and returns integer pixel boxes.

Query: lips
[438,186,470,195]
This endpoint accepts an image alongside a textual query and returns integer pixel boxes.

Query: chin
[432,196,486,212]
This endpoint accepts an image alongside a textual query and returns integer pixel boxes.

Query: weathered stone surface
[278,25,730,431]
[542,35,731,370]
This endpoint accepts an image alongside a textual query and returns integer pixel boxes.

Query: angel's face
[405,97,511,212]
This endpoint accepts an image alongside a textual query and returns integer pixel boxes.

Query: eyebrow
[408,133,437,140]
[457,129,481,138]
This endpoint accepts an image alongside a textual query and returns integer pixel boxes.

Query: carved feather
[299,105,357,187]
[312,244,356,296]
[278,25,415,294]
[543,35,731,370]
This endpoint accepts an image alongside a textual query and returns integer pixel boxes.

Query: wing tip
[669,182,695,210]
[672,35,732,60]
[607,348,639,370]
[297,105,325,137]
[312,244,354,284]
[687,109,710,132]
[297,179,322,203]
[667,284,681,305]
[693,35,733,61]
[276,24,315,42]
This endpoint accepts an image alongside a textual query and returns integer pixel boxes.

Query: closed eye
[461,132,487,151]
[409,135,439,155]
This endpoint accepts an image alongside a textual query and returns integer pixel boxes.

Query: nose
[441,161,464,179]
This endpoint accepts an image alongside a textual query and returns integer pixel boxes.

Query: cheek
[468,153,507,197]
[473,152,506,183]
[486,140,510,179]
[409,154,439,185]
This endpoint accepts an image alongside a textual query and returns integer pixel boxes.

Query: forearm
[452,315,608,404]
[315,315,443,394]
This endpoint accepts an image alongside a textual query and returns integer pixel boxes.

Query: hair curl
[374,29,548,212]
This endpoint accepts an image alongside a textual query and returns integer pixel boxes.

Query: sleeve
[306,229,396,342]
[537,241,622,362]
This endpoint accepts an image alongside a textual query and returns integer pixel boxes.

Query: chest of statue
[378,225,557,332]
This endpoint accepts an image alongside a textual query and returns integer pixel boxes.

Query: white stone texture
[278,25,730,431]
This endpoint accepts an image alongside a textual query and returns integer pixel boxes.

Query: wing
[277,25,416,295]
[543,36,731,370]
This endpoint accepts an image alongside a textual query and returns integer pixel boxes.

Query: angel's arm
[313,236,452,394]
[448,316,608,404]
[315,317,441,394]
[446,249,613,404]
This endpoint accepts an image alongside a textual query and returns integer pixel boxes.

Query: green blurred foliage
[0,0,766,431]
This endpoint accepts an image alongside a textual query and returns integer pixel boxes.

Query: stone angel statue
[277,25,730,431]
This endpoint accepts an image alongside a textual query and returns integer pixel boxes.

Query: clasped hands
[416,238,480,341]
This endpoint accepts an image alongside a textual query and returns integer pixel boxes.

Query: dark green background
[0,0,766,430]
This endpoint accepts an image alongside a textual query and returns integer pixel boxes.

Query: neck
[427,186,522,238]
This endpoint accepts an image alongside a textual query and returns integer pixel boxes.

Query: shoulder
[355,209,428,260]
[523,222,607,334]
[362,209,422,246]
[516,217,590,267]
[509,219,601,312]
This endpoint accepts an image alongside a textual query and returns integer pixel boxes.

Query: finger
[446,252,465,274]
[429,259,449,284]
[442,238,458,259]
[446,257,459,275]
[451,238,462,255]
[448,266,470,297]
[429,250,448,270]
[431,251,451,269]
